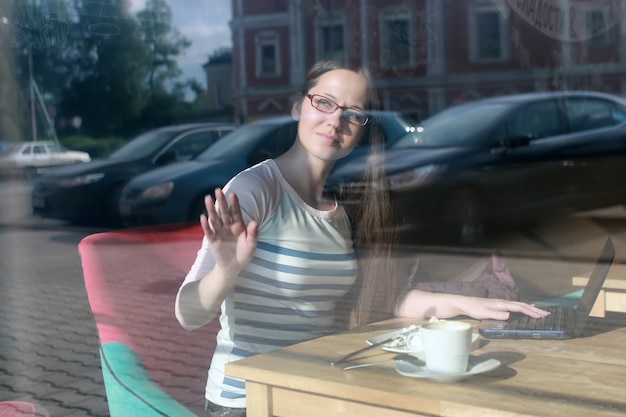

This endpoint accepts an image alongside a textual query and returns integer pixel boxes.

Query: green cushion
[100,342,197,417]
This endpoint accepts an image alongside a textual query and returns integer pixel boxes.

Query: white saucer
[395,357,501,383]
[367,329,479,360]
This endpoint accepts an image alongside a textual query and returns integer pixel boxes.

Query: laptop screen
[574,238,615,334]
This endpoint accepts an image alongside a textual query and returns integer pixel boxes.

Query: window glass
[5,3,626,417]
[255,31,279,76]
[476,12,502,60]
[469,4,508,62]
[395,102,512,148]
[506,101,563,140]
[566,98,622,132]
[47,144,64,153]
[166,131,221,161]
[385,18,410,67]
[109,130,175,160]
[320,24,344,62]
[261,45,276,73]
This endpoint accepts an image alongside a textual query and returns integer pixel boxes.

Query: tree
[2,0,75,141]
[133,0,192,128]
[136,0,191,101]
[54,0,151,137]
[4,0,196,139]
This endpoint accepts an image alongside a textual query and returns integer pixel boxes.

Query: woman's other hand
[454,297,550,321]
[397,289,551,321]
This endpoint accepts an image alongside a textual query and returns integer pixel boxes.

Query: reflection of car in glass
[118,112,415,227]
[31,123,235,225]
[0,141,91,178]
[327,91,626,245]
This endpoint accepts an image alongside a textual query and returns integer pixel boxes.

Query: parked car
[327,91,626,245]
[31,123,235,225]
[118,111,416,227]
[0,141,91,178]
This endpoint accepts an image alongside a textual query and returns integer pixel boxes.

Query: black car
[328,91,626,245]
[118,111,416,227]
[31,123,235,225]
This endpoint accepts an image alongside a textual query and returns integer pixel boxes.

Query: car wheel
[438,189,487,246]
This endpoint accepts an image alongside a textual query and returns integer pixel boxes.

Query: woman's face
[295,69,369,163]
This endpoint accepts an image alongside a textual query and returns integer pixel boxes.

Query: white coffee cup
[420,320,473,375]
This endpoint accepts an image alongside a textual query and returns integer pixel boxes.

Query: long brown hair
[302,60,399,328]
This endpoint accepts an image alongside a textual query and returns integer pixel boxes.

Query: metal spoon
[341,354,414,371]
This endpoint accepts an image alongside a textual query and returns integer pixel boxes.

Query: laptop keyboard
[507,306,576,331]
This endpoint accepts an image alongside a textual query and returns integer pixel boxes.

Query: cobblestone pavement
[0,179,110,416]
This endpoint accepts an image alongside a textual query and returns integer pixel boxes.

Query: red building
[230,0,626,123]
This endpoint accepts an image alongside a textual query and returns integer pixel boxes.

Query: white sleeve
[174,161,279,328]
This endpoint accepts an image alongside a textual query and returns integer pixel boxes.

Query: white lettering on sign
[502,0,619,41]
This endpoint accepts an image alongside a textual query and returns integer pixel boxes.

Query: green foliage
[60,135,126,159]
[7,0,209,141]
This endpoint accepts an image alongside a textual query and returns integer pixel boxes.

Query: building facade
[230,0,626,123]
[203,48,234,113]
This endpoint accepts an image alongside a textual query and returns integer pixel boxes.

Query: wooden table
[226,317,626,417]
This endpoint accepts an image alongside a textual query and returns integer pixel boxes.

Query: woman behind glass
[175,60,549,416]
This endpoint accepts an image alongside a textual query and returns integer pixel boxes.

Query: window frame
[254,31,281,78]
[468,1,510,63]
[379,8,414,69]
[315,15,347,63]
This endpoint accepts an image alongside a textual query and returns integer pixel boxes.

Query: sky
[129,0,232,88]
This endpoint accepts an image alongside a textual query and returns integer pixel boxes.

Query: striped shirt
[175,159,358,408]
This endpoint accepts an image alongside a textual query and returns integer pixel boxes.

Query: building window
[381,18,411,68]
[469,3,509,63]
[316,18,345,63]
[381,14,412,68]
[582,5,614,47]
[255,31,280,77]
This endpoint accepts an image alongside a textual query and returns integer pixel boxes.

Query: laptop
[479,237,615,340]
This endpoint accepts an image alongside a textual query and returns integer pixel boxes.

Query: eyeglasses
[306,94,369,126]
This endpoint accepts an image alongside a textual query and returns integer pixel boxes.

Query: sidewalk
[0,212,110,416]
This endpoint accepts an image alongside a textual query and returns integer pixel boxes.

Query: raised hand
[200,188,258,274]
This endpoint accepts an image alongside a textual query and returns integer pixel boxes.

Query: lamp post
[29,45,37,141]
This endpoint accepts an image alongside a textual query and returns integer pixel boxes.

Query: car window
[197,121,295,161]
[33,145,46,155]
[393,102,511,148]
[47,144,64,153]
[565,97,626,132]
[165,130,222,161]
[20,146,31,155]
[247,123,298,165]
[505,100,563,140]
[109,130,178,160]
[360,113,414,148]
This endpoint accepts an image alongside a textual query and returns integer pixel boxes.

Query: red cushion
[79,222,219,414]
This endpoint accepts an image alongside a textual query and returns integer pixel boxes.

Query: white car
[0,141,91,178]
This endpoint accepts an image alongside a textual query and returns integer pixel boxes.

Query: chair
[79,222,218,417]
